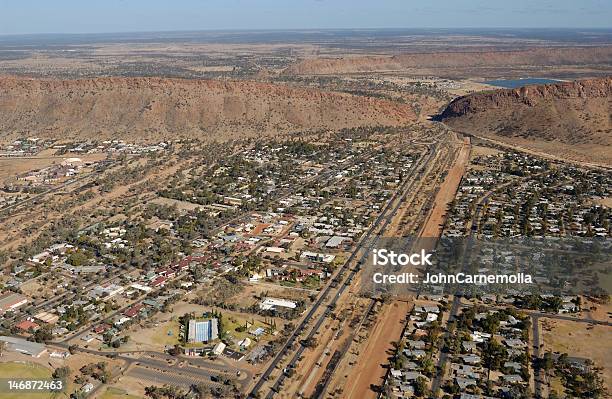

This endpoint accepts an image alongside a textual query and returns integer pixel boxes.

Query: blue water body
[484,78,562,88]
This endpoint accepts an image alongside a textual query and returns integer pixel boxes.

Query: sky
[1,0,611,35]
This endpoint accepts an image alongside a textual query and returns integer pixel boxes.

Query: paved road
[528,311,612,326]
[49,343,251,390]
[126,365,225,391]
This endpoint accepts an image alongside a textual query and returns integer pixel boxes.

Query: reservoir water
[484,78,562,88]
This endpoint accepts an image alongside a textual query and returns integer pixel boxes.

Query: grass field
[99,387,143,399]
[0,361,69,399]
[149,319,181,346]
[223,314,270,343]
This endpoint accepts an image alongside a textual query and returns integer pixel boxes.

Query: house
[89,283,124,301]
[50,351,70,359]
[403,371,427,381]
[34,311,59,324]
[296,269,324,282]
[143,299,163,309]
[238,337,251,349]
[426,313,438,322]
[157,268,176,278]
[455,377,477,390]
[403,349,426,358]
[404,361,419,370]
[504,361,522,373]
[81,334,96,343]
[123,303,144,318]
[452,363,481,379]
[93,324,111,334]
[462,354,481,365]
[415,305,439,313]
[250,327,266,337]
[397,384,414,396]
[460,394,498,399]
[470,331,491,343]
[325,236,346,249]
[501,374,524,383]
[150,276,167,288]
[462,341,477,352]
[130,283,153,293]
[503,338,526,349]
[15,319,40,333]
[406,340,426,349]
[265,246,284,254]
[113,317,131,327]
[559,302,579,314]
[300,251,335,263]
[249,272,265,282]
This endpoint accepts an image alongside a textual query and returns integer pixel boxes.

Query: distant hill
[440,77,612,165]
[284,47,612,76]
[0,77,415,142]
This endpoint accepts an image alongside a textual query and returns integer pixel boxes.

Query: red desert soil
[0,76,415,142]
[344,300,412,399]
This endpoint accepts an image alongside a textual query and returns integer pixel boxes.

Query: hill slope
[0,77,415,142]
[284,47,612,76]
[440,77,612,165]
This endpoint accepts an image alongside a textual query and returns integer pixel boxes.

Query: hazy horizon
[2,0,611,36]
[2,28,612,48]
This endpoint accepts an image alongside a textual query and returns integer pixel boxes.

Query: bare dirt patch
[343,300,411,399]
[541,318,612,388]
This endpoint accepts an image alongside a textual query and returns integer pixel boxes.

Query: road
[49,342,251,390]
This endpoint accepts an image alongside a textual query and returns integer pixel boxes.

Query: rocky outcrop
[439,77,612,165]
[0,76,415,142]
[441,77,612,118]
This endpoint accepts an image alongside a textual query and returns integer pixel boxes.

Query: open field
[0,153,107,180]
[97,387,143,399]
[595,197,612,208]
[126,318,182,351]
[542,318,612,388]
[0,361,61,399]
[470,144,503,159]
